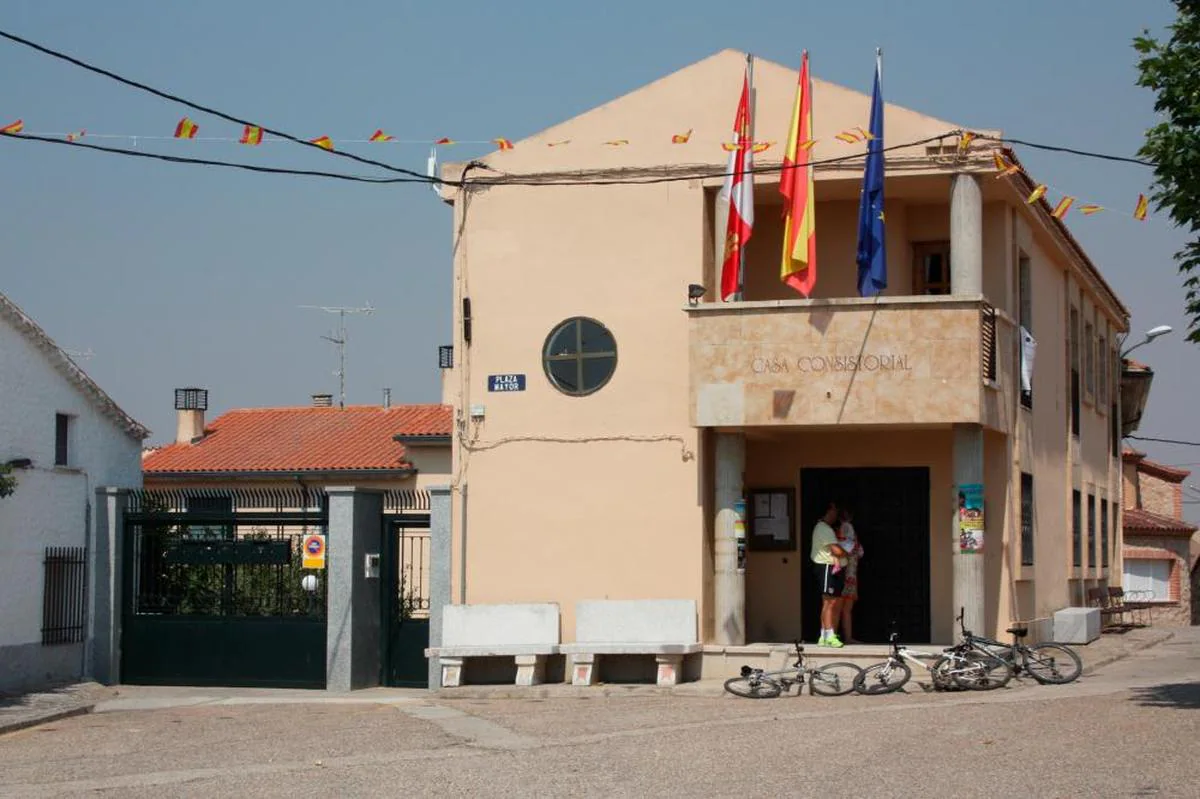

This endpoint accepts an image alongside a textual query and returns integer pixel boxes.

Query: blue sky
[2,1,1197,510]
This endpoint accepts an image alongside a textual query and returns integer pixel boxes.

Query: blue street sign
[488,374,526,392]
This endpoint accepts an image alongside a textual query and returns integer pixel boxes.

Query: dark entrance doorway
[382,517,431,687]
[799,467,931,643]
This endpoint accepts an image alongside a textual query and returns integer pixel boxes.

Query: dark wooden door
[799,467,931,643]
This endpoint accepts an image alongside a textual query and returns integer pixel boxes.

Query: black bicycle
[724,641,863,698]
[853,630,1011,694]
[956,608,1081,685]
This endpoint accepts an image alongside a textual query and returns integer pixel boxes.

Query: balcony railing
[687,294,1008,429]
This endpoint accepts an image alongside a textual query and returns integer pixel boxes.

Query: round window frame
[541,316,618,397]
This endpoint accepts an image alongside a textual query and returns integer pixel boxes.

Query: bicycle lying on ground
[853,631,1012,694]
[955,608,1082,685]
[724,641,863,698]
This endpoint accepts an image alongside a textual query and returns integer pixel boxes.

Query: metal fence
[42,546,88,645]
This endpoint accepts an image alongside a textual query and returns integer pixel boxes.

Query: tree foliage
[1135,1,1200,342]
[0,463,16,498]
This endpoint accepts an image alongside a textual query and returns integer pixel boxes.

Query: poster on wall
[747,488,795,551]
[957,484,984,553]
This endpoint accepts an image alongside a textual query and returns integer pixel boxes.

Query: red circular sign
[304,535,324,556]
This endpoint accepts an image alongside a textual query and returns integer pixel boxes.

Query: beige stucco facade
[439,50,1130,646]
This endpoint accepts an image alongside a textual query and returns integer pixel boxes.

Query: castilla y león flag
[719,62,755,302]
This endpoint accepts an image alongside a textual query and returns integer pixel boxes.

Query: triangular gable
[454,49,991,176]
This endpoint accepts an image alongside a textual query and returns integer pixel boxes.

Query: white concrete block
[441,603,560,649]
[1053,607,1101,644]
[574,599,697,645]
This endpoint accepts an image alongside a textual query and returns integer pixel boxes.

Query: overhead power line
[0,26,433,183]
[1128,435,1200,447]
[975,134,1154,168]
[1,131,424,184]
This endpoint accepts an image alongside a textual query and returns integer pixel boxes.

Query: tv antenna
[298,303,375,408]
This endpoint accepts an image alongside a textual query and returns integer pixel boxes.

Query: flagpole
[738,53,754,302]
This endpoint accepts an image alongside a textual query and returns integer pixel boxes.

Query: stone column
[427,485,452,689]
[713,432,746,646]
[952,425,986,638]
[326,487,384,691]
[950,173,983,296]
[88,487,126,685]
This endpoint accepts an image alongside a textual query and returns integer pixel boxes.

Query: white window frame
[1123,558,1172,602]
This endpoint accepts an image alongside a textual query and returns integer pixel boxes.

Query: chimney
[174,388,208,444]
[311,393,333,407]
[383,388,391,408]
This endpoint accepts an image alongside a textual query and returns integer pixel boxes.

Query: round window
[542,317,618,396]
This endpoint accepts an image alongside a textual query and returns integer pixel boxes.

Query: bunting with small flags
[65,130,85,142]
[672,129,692,143]
[1026,185,1047,204]
[310,135,334,150]
[0,119,23,134]
[1134,194,1149,220]
[493,138,513,150]
[435,137,455,145]
[1051,196,1074,219]
[174,118,198,139]
[239,125,264,145]
[369,129,394,142]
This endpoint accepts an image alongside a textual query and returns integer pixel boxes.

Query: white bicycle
[853,631,1013,694]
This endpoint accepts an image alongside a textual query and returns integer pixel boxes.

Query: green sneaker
[823,634,845,648]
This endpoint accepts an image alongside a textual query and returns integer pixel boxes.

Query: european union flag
[856,53,887,297]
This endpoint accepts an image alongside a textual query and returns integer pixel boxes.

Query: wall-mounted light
[687,284,707,306]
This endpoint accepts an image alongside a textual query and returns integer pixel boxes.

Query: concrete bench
[560,599,701,687]
[425,602,560,687]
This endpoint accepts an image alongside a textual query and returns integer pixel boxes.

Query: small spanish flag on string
[604,139,629,146]
[857,127,875,141]
[493,138,514,150]
[546,139,571,147]
[435,137,454,145]
[369,129,394,142]
[835,130,861,144]
[310,135,334,150]
[751,141,774,154]
[958,131,976,153]
[1,119,24,135]
[993,152,1020,177]
[1027,185,1047,204]
[672,129,692,143]
[1051,196,1074,219]
[799,139,817,150]
[240,125,264,145]
[1079,204,1104,216]
[65,130,85,142]
[174,117,198,139]
[1134,193,1149,220]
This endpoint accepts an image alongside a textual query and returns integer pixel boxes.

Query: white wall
[0,318,142,689]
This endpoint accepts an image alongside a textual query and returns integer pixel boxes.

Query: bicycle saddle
[1006,626,1028,638]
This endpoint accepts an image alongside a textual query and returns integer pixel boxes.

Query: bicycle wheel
[854,660,912,695]
[952,650,1014,691]
[809,662,863,696]
[723,675,782,699]
[1023,643,1082,684]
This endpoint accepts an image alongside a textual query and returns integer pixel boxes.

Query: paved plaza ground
[2,628,1198,797]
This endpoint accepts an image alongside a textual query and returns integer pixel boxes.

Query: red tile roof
[143,404,451,475]
[1137,458,1191,483]
[1123,507,1198,537]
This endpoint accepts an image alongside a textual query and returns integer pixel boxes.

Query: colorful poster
[958,484,984,553]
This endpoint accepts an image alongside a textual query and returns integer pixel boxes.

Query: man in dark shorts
[810,500,848,647]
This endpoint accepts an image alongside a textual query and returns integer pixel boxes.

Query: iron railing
[42,546,88,645]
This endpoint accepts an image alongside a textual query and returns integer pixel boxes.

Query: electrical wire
[1,131,425,184]
[974,134,1154,167]
[1127,435,1200,447]
[0,26,434,183]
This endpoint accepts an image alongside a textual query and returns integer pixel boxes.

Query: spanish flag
[780,51,817,297]
[1134,193,1149,221]
[310,135,334,150]
[672,129,692,143]
[494,138,514,150]
[239,125,263,145]
[369,129,394,142]
[174,118,198,139]
[0,119,24,135]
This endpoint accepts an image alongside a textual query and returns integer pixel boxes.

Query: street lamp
[1121,324,1173,358]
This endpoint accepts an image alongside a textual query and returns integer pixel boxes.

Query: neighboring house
[142,390,452,497]
[0,291,148,693]
[436,49,1132,650]
[1121,448,1198,626]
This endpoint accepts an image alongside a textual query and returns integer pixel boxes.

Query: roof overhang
[144,468,417,482]
[392,434,452,446]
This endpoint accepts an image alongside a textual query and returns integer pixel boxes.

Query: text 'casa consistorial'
[750,354,913,374]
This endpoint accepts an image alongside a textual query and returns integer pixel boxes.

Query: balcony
[687,294,1011,429]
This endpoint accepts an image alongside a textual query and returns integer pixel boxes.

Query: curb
[1081,630,1175,676]
[0,703,95,737]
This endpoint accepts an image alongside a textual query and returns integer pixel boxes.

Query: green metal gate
[382,496,431,688]
[121,489,328,688]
